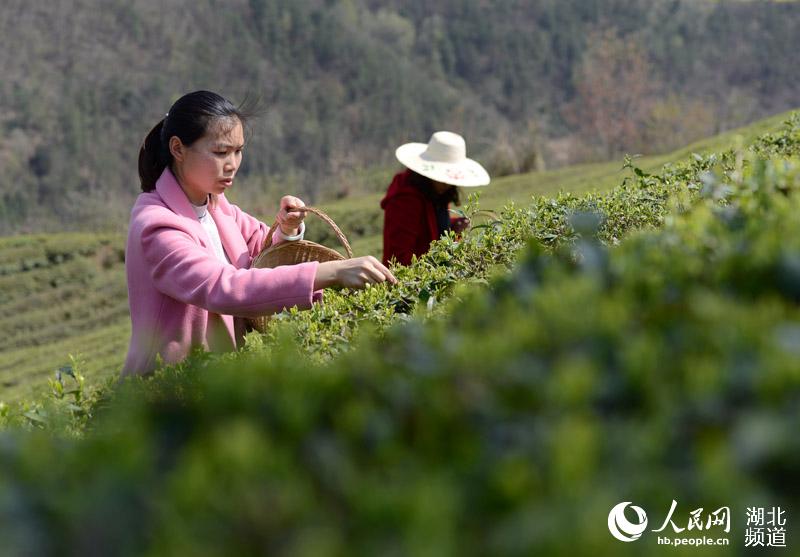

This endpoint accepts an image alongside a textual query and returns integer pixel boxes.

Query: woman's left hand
[277,195,307,236]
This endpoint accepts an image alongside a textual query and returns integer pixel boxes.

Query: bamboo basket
[245,206,353,333]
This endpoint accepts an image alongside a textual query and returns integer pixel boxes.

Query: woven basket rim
[253,240,347,269]
[263,206,353,258]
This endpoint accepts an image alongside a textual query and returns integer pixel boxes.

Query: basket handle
[263,206,353,259]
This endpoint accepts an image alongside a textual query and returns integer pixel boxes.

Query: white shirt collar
[190,195,210,219]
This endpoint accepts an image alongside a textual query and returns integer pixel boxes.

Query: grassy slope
[0,110,793,403]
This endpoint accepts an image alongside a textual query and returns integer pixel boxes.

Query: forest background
[1,0,799,235]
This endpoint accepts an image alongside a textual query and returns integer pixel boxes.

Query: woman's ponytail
[138,119,168,192]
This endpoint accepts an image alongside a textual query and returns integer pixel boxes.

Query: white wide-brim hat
[395,131,490,187]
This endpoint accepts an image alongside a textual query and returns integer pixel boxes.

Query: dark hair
[408,169,461,206]
[138,90,256,192]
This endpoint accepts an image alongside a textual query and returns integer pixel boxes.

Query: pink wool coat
[122,167,321,377]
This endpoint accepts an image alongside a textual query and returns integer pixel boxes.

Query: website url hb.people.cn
[657,536,730,546]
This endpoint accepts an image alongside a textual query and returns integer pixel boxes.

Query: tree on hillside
[565,28,659,159]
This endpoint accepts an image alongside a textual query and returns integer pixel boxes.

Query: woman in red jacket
[380,131,490,266]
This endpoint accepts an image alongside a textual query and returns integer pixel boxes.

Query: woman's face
[170,117,244,205]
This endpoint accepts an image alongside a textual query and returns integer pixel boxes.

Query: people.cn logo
[608,502,649,542]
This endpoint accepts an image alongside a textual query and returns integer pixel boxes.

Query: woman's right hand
[314,256,397,290]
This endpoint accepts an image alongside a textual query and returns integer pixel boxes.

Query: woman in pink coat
[123,91,396,377]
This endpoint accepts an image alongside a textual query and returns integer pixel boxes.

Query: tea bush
[1,115,799,555]
[244,114,800,363]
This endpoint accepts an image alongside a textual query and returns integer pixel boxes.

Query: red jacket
[380,170,441,266]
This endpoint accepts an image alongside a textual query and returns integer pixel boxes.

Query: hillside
[0,111,794,404]
[1,0,800,234]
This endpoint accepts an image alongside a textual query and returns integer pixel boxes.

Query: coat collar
[155,166,200,221]
[154,167,243,266]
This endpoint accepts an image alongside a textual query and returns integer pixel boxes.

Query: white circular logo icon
[608,502,649,542]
